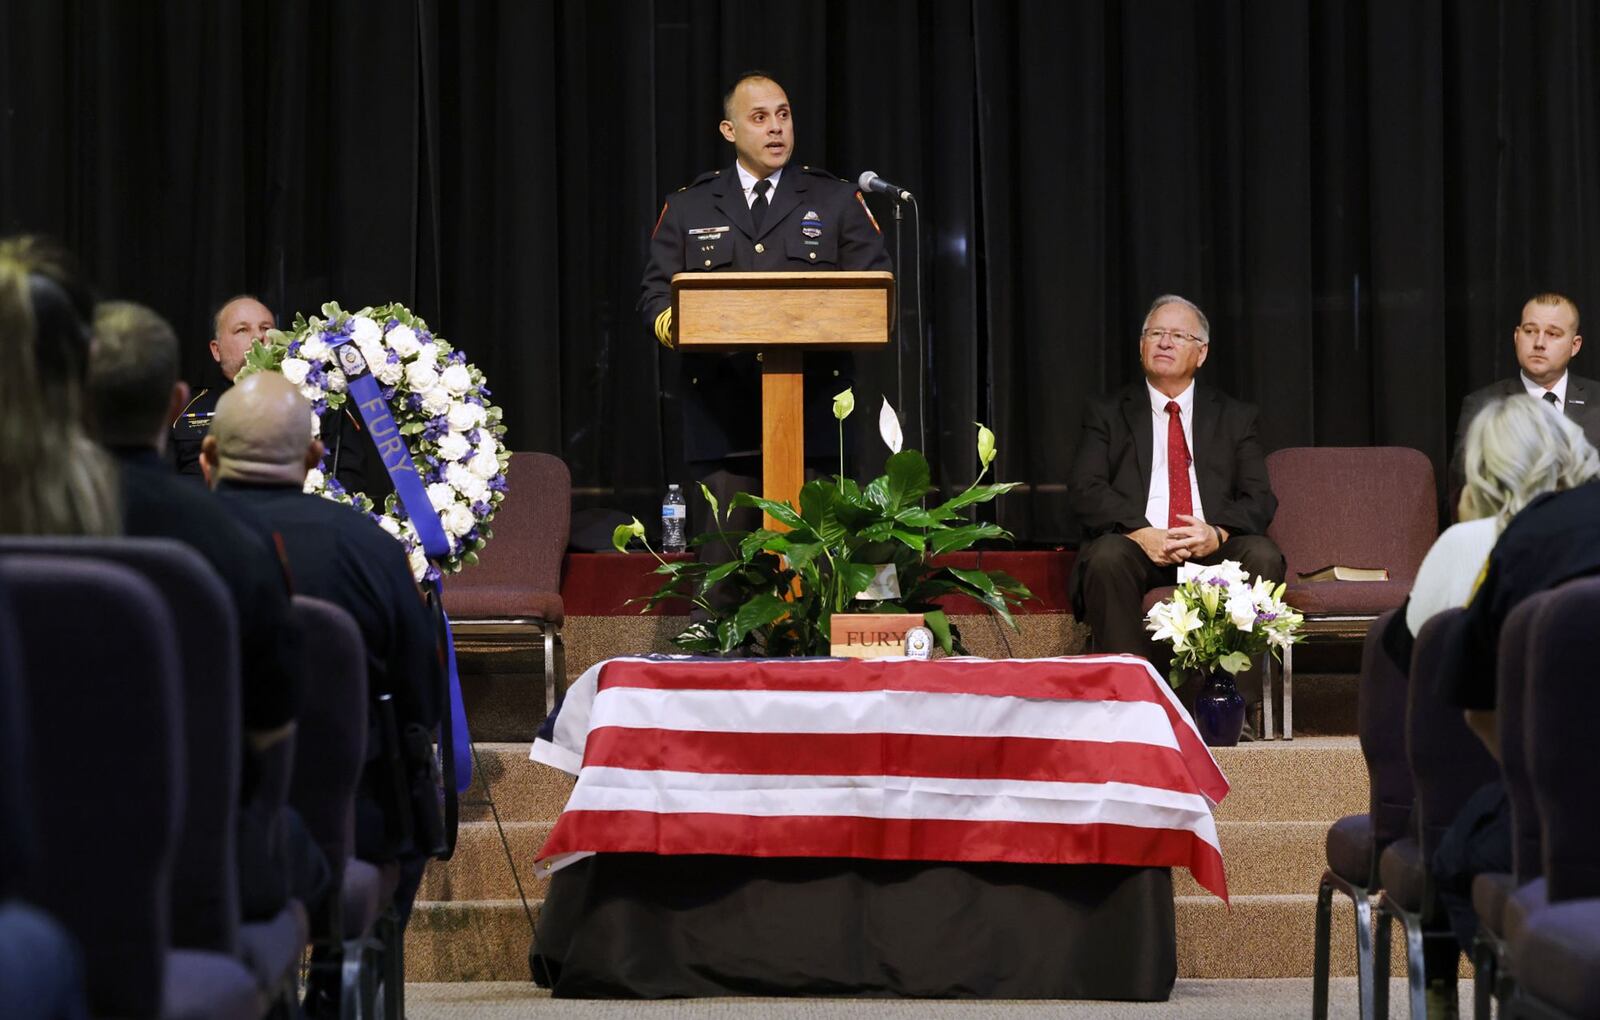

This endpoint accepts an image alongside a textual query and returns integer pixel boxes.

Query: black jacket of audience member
[115,446,301,736]
[1443,479,1600,709]
[213,481,440,732]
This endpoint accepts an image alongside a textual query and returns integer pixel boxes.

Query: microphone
[857,171,914,202]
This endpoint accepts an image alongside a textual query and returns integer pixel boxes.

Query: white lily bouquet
[1144,560,1302,685]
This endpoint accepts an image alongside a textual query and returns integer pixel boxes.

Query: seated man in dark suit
[87,300,328,921]
[199,371,443,930]
[1068,294,1285,713]
[1452,292,1600,501]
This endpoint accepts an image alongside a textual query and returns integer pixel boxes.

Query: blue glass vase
[1194,668,1246,747]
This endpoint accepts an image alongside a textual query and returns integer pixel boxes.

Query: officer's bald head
[203,371,322,487]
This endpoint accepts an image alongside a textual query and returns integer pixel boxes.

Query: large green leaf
[873,450,931,512]
[889,527,926,552]
[947,567,998,595]
[928,523,1008,556]
[727,593,794,649]
[738,529,790,560]
[923,609,953,654]
[835,562,879,605]
[931,481,1022,516]
[671,621,720,653]
[799,480,839,528]
[728,492,804,529]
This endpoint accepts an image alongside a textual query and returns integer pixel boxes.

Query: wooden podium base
[760,350,804,532]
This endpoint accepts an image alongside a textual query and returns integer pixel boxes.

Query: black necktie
[1544,391,1560,409]
[751,178,772,234]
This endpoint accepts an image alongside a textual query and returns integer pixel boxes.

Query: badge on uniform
[801,210,823,239]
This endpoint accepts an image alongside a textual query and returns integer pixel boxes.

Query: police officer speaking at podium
[638,71,891,528]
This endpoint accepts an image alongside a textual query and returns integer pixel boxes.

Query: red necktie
[1166,400,1193,528]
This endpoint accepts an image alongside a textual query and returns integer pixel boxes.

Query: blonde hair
[0,236,119,536]
[1461,394,1600,525]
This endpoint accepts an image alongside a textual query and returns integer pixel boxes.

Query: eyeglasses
[1140,327,1207,348]
[1518,323,1572,342]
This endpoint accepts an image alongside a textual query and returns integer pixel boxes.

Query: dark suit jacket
[1451,374,1600,495]
[1069,381,1278,540]
[638,163,891,463]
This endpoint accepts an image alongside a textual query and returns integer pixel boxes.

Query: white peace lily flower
[374,358,404,386]
[440,363,472,396]
[349,316,382,348]
[386,324,421,357]
[325,368,348,393]
[303,468,324,493]
[426,482,457,510]
[300,335,329,362]
[443,504,475,537]
[448,401,486,431]
[405,361,439,392]
[280,357,310,386]
[421,387,452,416]
[878,398,903,453]
[437,432,472,462]
[378,516,402,537]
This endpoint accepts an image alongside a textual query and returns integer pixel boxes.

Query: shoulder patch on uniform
[681,169,722,190]
[798,164,842,181]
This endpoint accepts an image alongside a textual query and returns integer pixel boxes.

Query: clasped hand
[1127,515,1221,566]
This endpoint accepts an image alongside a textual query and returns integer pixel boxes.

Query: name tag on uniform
[688,225,730,238]
[176,412,214,432]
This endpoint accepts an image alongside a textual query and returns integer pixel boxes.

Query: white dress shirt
[1144,381,1206,529]
[736,163,783,208]
[1521,369,1568,410]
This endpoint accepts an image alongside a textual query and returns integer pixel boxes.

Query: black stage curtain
[4,1,1599,542]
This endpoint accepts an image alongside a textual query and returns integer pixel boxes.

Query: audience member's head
[1139,294,1210,396]
[89,301,188,451]
[1514,292,1582,389]
[200,371,321,488]
[1459,393,1600,524]
[0,235,118,535]
[210,294,275,382]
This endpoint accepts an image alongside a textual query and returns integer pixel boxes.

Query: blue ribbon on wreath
[328,335,473,793]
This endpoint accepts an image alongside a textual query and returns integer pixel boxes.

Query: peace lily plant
[1143,560,1302,685]
[614,390,1032,657]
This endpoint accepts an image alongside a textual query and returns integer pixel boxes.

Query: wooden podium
[669,271,895,530]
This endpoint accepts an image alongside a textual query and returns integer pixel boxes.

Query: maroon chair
[1469,588,1557,1018]
[1375,608,1500,1020]
[1264,447,1436,738]
[441,452,571,715]
[1509,576,1600,1020]
[1313,609,1415,1020]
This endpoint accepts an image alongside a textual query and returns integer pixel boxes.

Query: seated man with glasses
[1451,292,1600,504]
[1068,294,1285,725]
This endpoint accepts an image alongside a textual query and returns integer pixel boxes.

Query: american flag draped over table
[531,654,1231,901]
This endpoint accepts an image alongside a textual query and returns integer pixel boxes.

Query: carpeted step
[457,745,573,825]
[406,900,541,983]
[1210,737,1366,823]
[419,822,553,903]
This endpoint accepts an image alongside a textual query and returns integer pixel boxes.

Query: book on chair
[1297,565,1389,582]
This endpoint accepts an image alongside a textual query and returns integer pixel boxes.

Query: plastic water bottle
[661,484,687,553]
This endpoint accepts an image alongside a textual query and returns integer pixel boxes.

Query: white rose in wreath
[326,368,348,393]
[378,516,402,538]
[446,462,489,502]
[422,387,453,417]
[416,342,439,366]
[349,315,382,348]
[470,448,500,479]
[280,357,310,386]
[300,335,329,362]
[441,363,472,396]
[427,482,457,511]
[437,432,471,462]
[408,545,428,579]
[443,504,475,538]
[448,401,486,431]
[405,361,439,393]
[374,358,404,386]
[386,324,421,358]
[303,467,324,492]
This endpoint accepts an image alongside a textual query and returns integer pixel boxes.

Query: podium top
[670,271,894,350]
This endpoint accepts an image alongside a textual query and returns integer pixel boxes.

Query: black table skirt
[530,854,1177,1000]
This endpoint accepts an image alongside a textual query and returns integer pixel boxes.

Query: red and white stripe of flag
[533,655,1230,901]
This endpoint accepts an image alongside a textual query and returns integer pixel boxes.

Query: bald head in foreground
[201,370,443,916]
